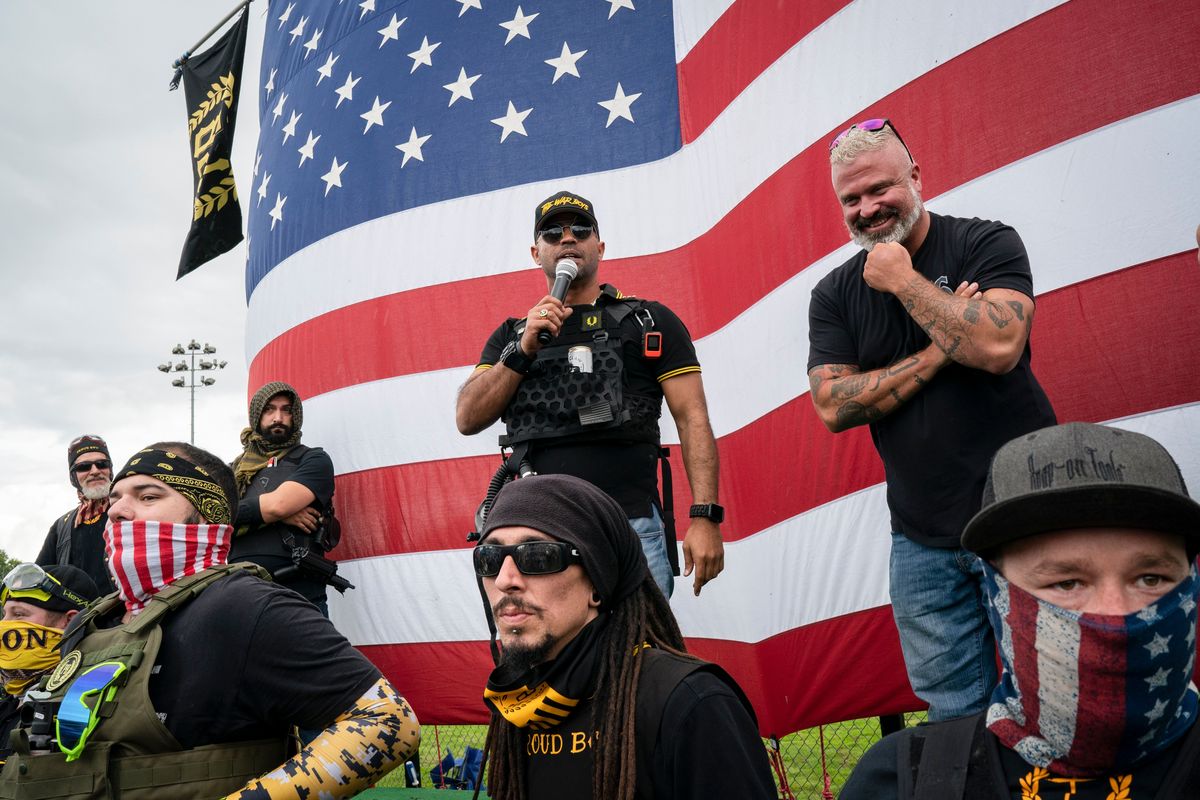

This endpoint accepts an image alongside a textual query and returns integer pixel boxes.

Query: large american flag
[245,0,1200,733]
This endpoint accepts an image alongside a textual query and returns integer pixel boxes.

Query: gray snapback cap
[962,422,1200,555]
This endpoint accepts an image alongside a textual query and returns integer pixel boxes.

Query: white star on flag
[500,6,538,45]
[265,68,277,97]
[361,96,391,133]
[1145,632,1172,658]
[321,157,347,196]
[545,42,586,83]
[254,151,262,176]
[269,193,286,230]
[256,173,271,206]
[277,2,294,29]
[303,28,323,59]
[408,36,441,73]
[1181,595,1196,614]
[282,110,301,143]
[598,82,642,127]
[1145,697,1169,723]
[606,0,635,18]
[358,0,375,20]
[317,52,339,85]
[298,131,321,166]
[443,67,481,106]
[335,73,360,108]
[289,16,308,45]
[1136,603,1161,623]
[395,127,432,166]
[1138,728,1157,746]
[271,93,288,124]
[456,0,482,17]
[491,101,532,142]
[1145,666,1172,690]
[378,14,406,48]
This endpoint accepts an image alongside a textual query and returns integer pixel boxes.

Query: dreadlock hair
[481,574,692,800]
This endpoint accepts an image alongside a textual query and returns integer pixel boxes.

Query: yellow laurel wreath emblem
[194,176,239,221]
[1107,774,1132,800]
[46,650,83,692]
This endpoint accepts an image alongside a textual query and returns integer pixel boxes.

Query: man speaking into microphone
[456,190,725,598]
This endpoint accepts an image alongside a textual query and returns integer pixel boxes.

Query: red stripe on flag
[1066,613,1126,767]
[676,0,852,143]
[1008,577,1044,735]
[248,0,1200,399]
[325,254,1200,561]
[361,605,914,731]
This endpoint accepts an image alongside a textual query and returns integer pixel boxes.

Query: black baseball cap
[963,422,1200,556]
[533,191,598,239]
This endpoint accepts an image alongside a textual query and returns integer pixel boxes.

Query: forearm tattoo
[223,677,421,800]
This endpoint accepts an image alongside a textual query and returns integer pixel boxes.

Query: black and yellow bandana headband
[116,449,231,525]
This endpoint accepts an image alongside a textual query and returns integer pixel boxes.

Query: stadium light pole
[156,340,227,444]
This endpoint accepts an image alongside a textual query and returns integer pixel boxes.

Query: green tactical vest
[0,564,289,800]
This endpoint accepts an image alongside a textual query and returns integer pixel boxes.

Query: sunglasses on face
[829,117,913,163]
[537,223,595,244]
[473,541,583,577]
[72,459,111,474]
[2,563,91,610]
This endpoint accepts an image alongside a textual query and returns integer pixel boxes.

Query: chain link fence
[375,713,927,796]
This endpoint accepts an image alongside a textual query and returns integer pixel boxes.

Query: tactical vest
[0,564,288,800]
[501,288,662,448]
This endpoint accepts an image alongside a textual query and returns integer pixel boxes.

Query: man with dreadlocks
[232,381,340,611]
[475,474,774,799]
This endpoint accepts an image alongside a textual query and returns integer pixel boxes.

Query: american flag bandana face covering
[103,520,232,616]
[982,562,1199,777]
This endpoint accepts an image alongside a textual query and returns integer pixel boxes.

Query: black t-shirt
[478,286,701,518]
[807,214,1056,546]
[842,720,1194,800]
[231,446,336,602]
[523,669,775,799]
[36,511,116,596]
[144,571,379,748]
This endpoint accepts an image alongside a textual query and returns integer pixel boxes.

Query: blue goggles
[56,661,128,761]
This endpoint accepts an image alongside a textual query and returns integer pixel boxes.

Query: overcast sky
[0,3,267,560]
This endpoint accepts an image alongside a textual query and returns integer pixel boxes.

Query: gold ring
[538,309,549,318]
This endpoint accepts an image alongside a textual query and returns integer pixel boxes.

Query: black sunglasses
[72,459,112,474]
[537,223,595,244]
[473,541,583,577]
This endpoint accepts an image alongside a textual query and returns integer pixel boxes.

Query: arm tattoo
[886,355,919,376]
[889,388,903,404]
[963,300,981,325]
[1007,300,1025,321]
[830,373,870,400]
[835,401,883,428]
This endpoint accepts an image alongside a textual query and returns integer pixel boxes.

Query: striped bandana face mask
[982,562,1199,776]
[103,520,232,616]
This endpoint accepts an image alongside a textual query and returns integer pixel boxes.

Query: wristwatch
[500,340,535,375]
[689,503,724,524]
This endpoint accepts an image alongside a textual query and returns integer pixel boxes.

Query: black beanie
[67,435,111,491]
[480,474,649,608]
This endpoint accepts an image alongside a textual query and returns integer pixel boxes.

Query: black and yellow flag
[177,9,248,279]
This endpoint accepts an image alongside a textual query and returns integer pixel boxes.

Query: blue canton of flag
[247,0,680,298]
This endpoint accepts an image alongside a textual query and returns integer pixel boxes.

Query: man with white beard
[806,119,1056,721]
[36,435,117,595]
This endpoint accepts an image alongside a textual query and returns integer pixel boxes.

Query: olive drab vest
[0,564,288,800]
[501,288,662,448]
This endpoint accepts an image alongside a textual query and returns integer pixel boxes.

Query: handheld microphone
[537,259,578,345]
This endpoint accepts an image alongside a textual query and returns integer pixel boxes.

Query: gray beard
[80,483,110,501]
[849,186,924,250]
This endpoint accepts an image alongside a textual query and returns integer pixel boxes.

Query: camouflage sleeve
[221,677,421,800]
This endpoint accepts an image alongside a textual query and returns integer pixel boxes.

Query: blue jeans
[630,506,674,599]
[889,532,997,721]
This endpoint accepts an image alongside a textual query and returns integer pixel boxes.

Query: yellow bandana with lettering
[0,621,63,695]
[484,682,581,730]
